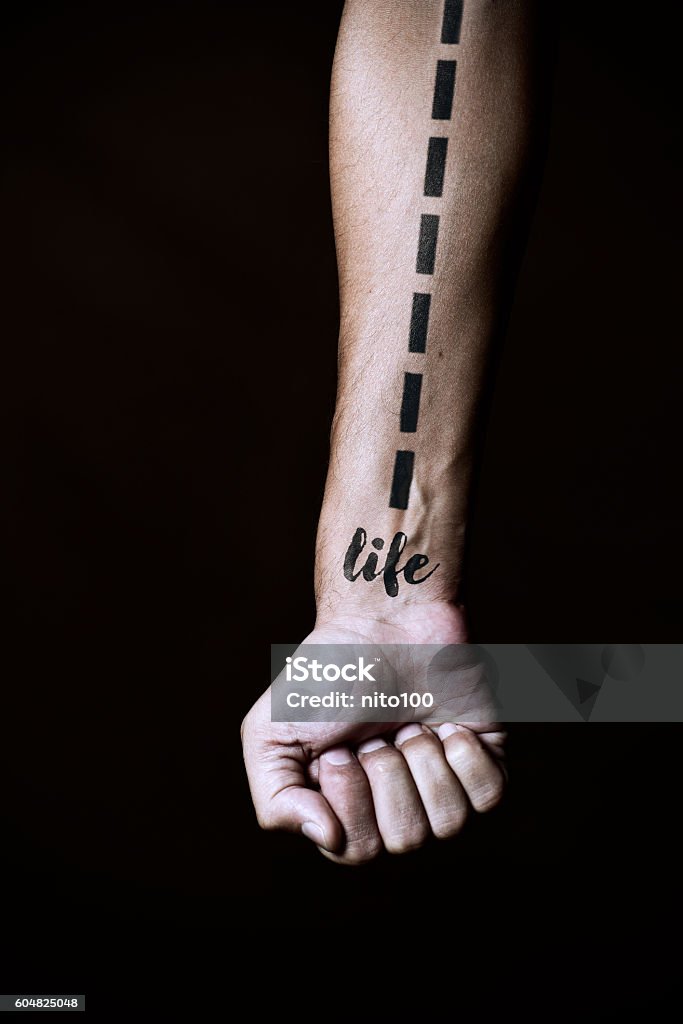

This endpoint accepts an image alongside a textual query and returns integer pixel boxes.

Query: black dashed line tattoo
[408,292,432,354]
[416,213,440,275]
[432,60,457,120]
[399,372,423,433]
[424,136,449,197]
[441,0,464,44]
[388,1,462,512]
[388,451,415,512]
[345,1,459,593]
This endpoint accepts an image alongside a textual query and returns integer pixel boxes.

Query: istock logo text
[285,656,377,683]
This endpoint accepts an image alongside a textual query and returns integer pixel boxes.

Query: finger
[456,724,508,758]
[306,757,320,787]
[394,724,469,839]
[438,723,506,812]
[243,735,343,853]
[317,747,383,865]
[356,738,430,854]
[476,729,508,782]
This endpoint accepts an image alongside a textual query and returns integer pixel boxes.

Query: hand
[241,602,506,865]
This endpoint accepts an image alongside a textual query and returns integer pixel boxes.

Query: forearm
[316,0,547,621]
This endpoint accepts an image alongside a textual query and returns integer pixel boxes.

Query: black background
[1,2,681,1020]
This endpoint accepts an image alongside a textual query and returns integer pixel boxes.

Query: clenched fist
[241,604,506,865]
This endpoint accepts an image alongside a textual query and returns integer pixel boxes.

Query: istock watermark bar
[270,644,683,723]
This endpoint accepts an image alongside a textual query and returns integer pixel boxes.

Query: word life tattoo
[344,1,463,595]
[344,528,440,599]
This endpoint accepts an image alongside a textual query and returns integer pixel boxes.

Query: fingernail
[301,821,327,847]
[395,724,423,745]
[357,737,388,754]
[438,723,459,740]
[322,746,354,765]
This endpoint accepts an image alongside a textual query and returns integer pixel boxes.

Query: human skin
[242,0,551,864]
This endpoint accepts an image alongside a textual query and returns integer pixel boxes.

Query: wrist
[314,593,469,645]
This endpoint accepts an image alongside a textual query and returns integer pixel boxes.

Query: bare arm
[317,0,547,627]
[242,0,552,863]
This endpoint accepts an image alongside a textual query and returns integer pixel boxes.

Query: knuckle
[431,809,468,840]
[343,837,384,865]
[447,730,479,755]
[384,820,430,855]
[385,835,426,855]
[444,735,482,774]
[343,819,382,856]
[365,748,403,775]
[403,734,440,765]
[472,777,505,813]
[341,769,372,795]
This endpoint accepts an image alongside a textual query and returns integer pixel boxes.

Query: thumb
[268,782,343,852]
[245,741,343,853]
